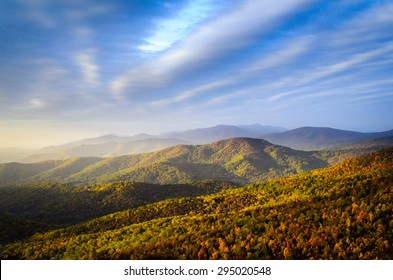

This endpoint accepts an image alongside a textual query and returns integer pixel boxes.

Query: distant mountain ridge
[263,127,393,150]
[161,124,286,143]
[22,138,191,163]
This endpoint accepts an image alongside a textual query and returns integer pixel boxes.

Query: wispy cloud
[328,2,393,47]
[266,43,393,103]
[111,0,312,99]
[151,79,236,108]
[75,50,99,85]
[139,0,220,53]
[147,34,312,111]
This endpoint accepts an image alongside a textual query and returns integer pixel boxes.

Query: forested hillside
[2,148,392,259]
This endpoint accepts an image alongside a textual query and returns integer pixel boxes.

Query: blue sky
[1,0,393,148]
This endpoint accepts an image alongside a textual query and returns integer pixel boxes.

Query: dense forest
[1,148,392,259]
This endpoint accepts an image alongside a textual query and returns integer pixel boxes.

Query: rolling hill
[1,148,391,259]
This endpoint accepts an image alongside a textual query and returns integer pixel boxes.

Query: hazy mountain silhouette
[264,127,393,150]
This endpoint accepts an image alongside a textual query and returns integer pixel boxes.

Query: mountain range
[0,138,326,186]
[1,136,391,188]
[1,124,392,163]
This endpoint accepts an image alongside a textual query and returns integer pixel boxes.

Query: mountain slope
[2,148,391,259]
[0,138,329,186]
[0,160,61,186]
[264,127,393,150]
[338,136,393,150]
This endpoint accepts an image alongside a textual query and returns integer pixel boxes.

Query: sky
[1,0,393,148]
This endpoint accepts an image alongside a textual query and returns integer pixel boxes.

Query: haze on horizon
[1,0,393,149]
